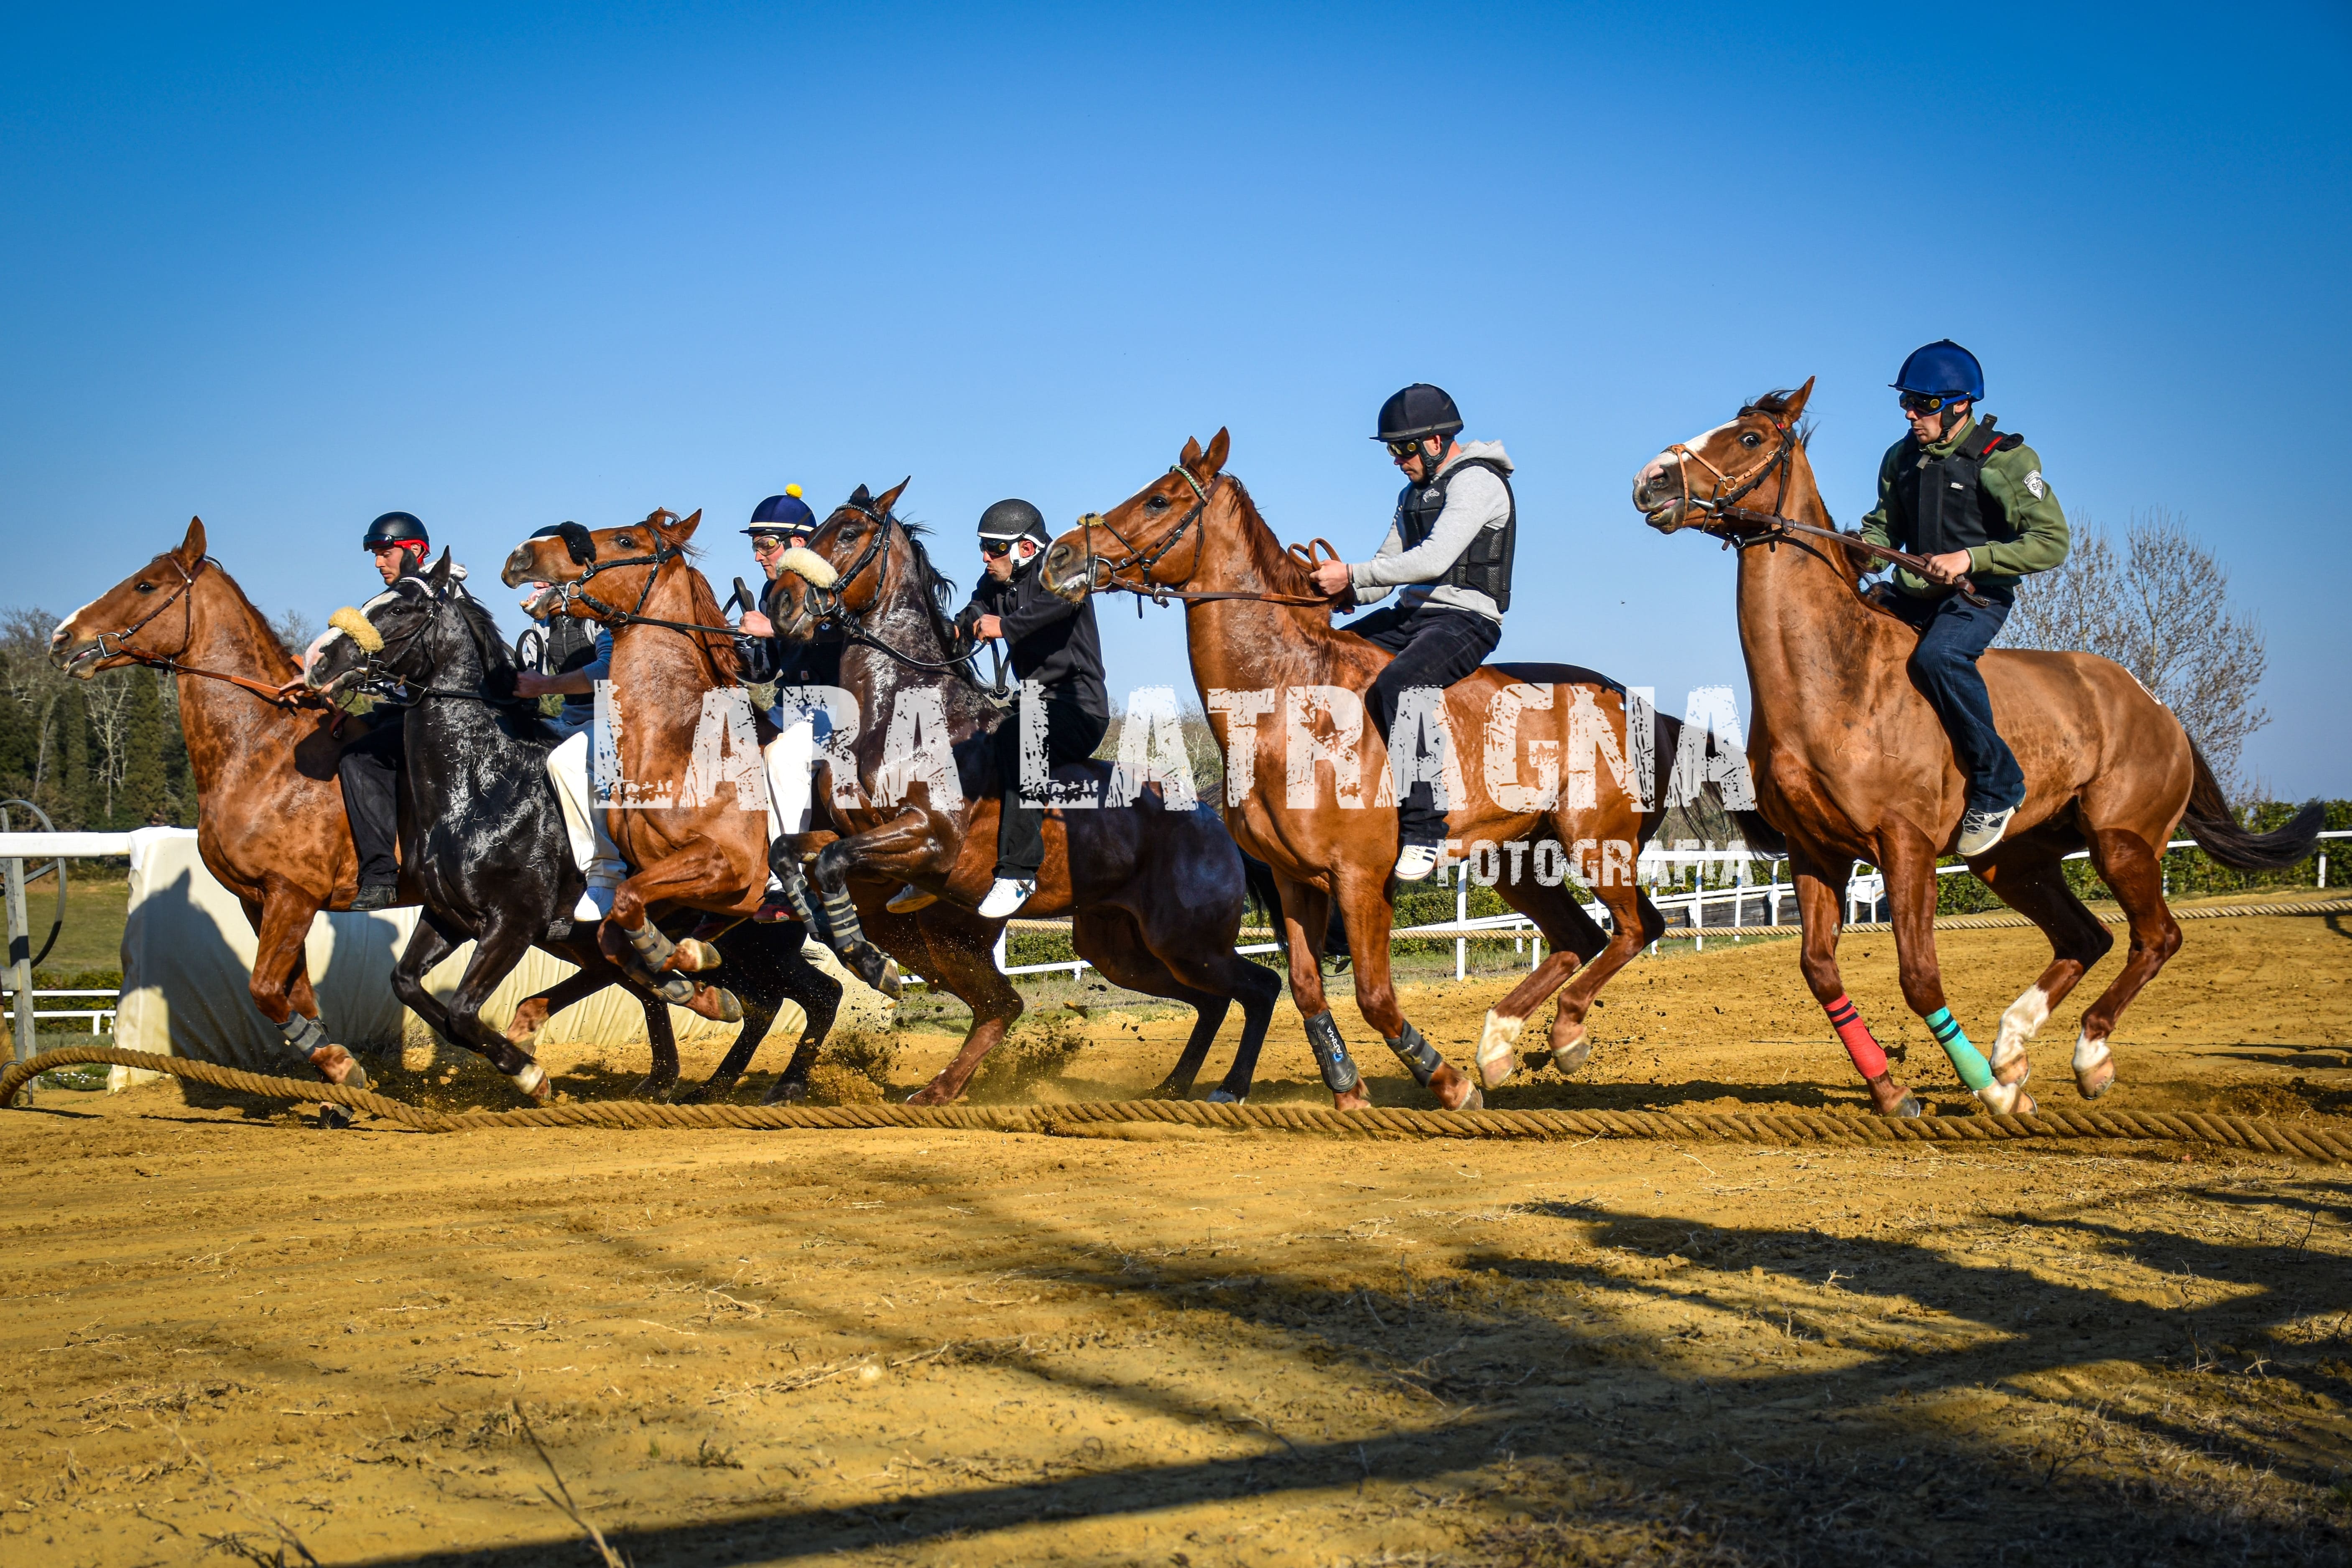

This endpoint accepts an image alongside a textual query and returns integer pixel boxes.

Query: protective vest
[1395,457,1516,612]
[541,612,599,719]
[1894,417,2023,559]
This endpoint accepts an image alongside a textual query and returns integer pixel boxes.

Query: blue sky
[6,2,2347,795]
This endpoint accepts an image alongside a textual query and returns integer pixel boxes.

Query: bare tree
[2000,508,2268,793]
[271,607,317,656]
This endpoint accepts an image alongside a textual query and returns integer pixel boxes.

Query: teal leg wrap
[1924,1007,1994,1092]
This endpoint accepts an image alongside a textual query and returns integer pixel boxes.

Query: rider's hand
[1919,550,1973,585]
[273,675,309,699]
[1309,559,1353,597]
[973,614,1003,640]
[511,671,553,699]
[740,611,774,638]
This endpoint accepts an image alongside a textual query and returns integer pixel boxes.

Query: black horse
[306,553,841,1104]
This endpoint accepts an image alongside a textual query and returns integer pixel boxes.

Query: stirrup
[1392,842,1442,882]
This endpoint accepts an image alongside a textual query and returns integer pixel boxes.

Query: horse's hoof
[906,1081,956,1107]
[1476,1010,1523,1090]
[1977,1081,2035,1116]
[666,938,723,974]
[310,1045,368,1092]
[684,985,745,1025]
[316,1102,355,1130]
[763,1078,810,1106]
[510,1061,552,1104]
[1882,1090,1923,1119]
[878,959,902,1002]
[1207,1088,1245,1105]
[1992,1052,2032,1088]
[2074,1035,2115,1099]
[1551,1035,1592,1076]
[1334,1085,1373,1111]
[1449,1083,1486,1112]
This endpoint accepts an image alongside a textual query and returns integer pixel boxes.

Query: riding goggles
[1898,391,1966,414]
[980,538,1018,558]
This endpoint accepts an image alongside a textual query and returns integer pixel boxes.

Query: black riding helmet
[1373,384,1463,445]
[977,498,1049,546]
[361,511,429,552]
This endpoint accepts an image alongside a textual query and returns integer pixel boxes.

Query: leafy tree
[114,667,169,826]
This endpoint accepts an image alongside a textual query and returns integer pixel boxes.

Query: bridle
[316,581,511,705]
[788,500,987,677]
[1657,412,1991,607]
[1069,465,1331,608]
[80,554,316,708]
[542,514,739,676]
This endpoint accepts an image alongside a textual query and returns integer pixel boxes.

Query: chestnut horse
[763,481,1282,1105]
[1633,380,2321,1112]
[1041,431,1684,1111]
[46,520,682,1089]
[497,510,773,1016]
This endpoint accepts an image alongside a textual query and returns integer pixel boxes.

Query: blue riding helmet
[1892,340,1985,402]
[746,485,816,538]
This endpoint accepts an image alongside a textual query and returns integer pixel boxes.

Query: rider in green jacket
[1858,340,2069,857]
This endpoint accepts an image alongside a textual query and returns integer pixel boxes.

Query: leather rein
[1071,466,1336,608]
[85,554,320,709]
[1661,416,1991,608]
[788,501,988,677]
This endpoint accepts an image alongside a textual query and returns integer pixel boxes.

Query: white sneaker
[1956,803,2018,858]
[575,872,622,923]
[886,883,939,914]
[977,877,1037,919]
[1393,843,1442,882]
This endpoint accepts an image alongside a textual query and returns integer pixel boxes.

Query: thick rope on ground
[6,1045,2348,1162]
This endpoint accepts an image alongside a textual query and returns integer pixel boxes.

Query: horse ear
[1782,377,1816,422]
[668,509,704,543]
[1179,436,1204,469]
[427,548,453,590]
[874,478,911,516]
[1200,428,1231,475]
[849,483,874,509]
[176,517,206,564]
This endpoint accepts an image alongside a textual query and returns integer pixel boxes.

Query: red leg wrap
[1824,994,1889,1079]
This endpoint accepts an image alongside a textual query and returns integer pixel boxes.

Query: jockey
[732,488,845,923]
[510,526,626,923]
[1860,340,2069,857]
[1307,383,1515,882]
[954,498,1109,919]
[337,510,433,910]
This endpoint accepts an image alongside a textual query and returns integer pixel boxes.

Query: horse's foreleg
[389,914,464,1073]
[505,966,610,1052]
[1339,878,1480,1112]
[437,915,555,1102]
[1790,854,1918,1118]
[1882,829,2010,1112]
[762,943,843,1104]
[245,882,366,1086]
[1277,877,1367,1108]
[908,938,1023,1106]
[602,847,748,1020]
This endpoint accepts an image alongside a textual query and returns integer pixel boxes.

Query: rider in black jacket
[952,499,1108,919]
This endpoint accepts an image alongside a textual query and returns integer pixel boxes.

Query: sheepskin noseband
[776,547,839,588]
[328,606,384,652]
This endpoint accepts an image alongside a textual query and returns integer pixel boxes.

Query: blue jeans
[1345,603,1501,845]
[1885,589,2024,810]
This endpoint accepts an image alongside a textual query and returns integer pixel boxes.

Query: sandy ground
[4,905,2349,1565]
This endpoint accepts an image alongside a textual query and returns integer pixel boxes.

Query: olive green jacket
[1858,415,2069,597]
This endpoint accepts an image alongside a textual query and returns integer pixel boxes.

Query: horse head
[1631,378,1817,535]
[770,479,912,641]
[496,507,703,613]
[1040,430,1230,604]
[49,518,210,677]
[304,550,481,699]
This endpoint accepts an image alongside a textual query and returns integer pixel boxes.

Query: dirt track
[4,906,2349,1565]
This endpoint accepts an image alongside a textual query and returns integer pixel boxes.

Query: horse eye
[615,536,636,548]
[135,581,155,593]
[1740,432,1762,448]
[1145,495,1171,514]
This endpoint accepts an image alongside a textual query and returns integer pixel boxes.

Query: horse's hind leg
[2069,827,2182,1099]
[1970,845,2114,1094]
[1476,867,1615,1087]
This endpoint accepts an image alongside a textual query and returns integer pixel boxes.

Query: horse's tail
[2179,741,2324,873]
[1634,707,1786,855]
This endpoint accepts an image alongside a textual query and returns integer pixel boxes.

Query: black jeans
[990,695,1111,880]
[337,719,406,886]
[1345,602,1502,846]
[1883,589,2024,810]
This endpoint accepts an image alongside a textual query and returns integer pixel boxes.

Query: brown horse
[1040,431,1684,1111]
[495,509,775,1017]
[47,519,670,1087]
[1632,380,2321,1112]
[762,481,1281,1105]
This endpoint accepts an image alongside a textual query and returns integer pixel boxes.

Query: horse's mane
[886,518,980,689]
[677,562,744,684]
[1742,388,1817,448]
[1222,473,1324,599]
[209,560,299,670]
[445,589,518,677]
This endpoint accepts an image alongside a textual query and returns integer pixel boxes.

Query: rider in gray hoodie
[1309,384,1516,882]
